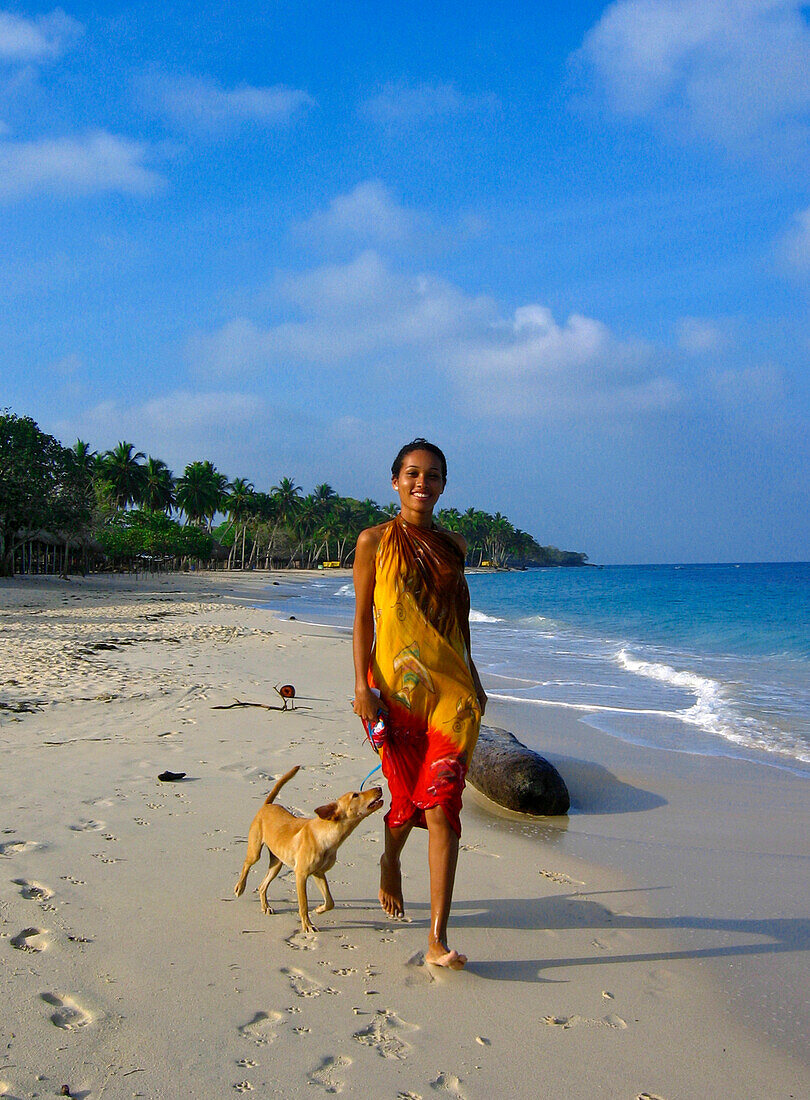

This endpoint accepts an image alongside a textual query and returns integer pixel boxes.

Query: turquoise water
[259,562,810,773]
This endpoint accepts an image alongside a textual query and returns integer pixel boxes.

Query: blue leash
[359,761,382,791]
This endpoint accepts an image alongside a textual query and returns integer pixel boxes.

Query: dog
[234,765,383,933]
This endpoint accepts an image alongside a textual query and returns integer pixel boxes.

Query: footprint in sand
[352,1009,419,1060]
[236,1059,257,1069]
[543,1013,627,1031]
[282,967,339,998]
[233,1082,253,1092]
[0,839,39,857]
[397,1093,423,1100]
[285,930,317,951]
[69,819,105,832]
[10,927,48,953]
[430,1073,466,1097]
[307,1054,351,1094]
[238,1010,284,1045]
[12,878,54,902]
[40,992,92,1030]
[539,868,584,885]
[459,843,500,859]
[637,1094,668,1100]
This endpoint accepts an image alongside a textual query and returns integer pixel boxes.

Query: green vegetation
[0,413,93,577]
[0,410,588,576]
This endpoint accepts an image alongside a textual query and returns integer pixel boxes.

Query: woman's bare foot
[379,852,404,917]
[426,940,467,969]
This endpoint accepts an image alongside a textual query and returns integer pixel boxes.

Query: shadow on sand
[430,891,809,982]
[553,755,668,814]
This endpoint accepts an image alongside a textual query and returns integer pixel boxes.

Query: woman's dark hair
[391,438,447,482]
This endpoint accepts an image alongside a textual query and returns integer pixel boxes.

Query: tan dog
[234,765,383,932]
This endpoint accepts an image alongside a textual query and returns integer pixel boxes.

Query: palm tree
[72,439,98,476]
[99,442,146,510]
[291,496,320,566]
[142,457,175,514]
[312,483,337,512]
[272,477,303,526]
[460,508,487,565]
[437,507,462,533]
[176,461,230,529]
[226,477,255,568]
[270,477,302,566]
[70,439,99,513]
[315,511,342,564]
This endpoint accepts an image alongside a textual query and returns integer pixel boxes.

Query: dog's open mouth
[368,797,384,812]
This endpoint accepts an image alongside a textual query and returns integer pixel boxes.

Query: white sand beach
[1,573,807,1099]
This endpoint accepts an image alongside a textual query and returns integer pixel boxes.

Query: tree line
[0,411,588,576]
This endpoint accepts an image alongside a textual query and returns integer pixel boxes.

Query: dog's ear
[314,801,340,820]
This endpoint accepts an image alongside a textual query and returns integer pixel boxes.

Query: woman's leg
[424,806,466,968]
[379,820,413,917]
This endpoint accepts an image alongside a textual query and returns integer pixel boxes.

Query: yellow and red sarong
[370,516,481,836]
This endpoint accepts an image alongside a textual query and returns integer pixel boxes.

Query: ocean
[258,561,810,776]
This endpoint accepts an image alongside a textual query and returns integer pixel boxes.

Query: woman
[352,439,487,968]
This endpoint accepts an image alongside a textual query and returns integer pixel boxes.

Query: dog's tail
[264,765,300,805]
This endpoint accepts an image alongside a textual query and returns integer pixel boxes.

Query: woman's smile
[392,448,446,524]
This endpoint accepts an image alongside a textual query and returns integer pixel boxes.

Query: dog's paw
[260,903,275,915]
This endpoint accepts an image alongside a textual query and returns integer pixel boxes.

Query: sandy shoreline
[1,572,807,1099]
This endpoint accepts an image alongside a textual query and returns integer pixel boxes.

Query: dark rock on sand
[468,725,569,816]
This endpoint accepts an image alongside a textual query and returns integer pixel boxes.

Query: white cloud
[676,316,731,353]
[778,206,810,272]
[449,304,679,418]
[0,8,82,63]
[147,73,314,132]
[188,251,493,374]
[188,252,679,421]
[295,180,422,246]
[360,81,497,126]
[0,130,162,200]
[579,0,810,158]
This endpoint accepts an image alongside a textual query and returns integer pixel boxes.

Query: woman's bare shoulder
[355,522,390,554]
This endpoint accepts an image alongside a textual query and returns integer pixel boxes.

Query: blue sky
[1,0,808,563]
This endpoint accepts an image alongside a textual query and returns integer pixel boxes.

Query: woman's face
[392,449,445,518]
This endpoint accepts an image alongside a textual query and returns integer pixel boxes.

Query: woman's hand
[353,683,386,723]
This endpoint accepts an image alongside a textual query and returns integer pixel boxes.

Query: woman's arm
[352,527,384,722]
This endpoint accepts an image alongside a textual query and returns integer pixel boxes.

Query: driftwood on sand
[211,698,286,712]
[211,697,308,712]
[468,724,570,816]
